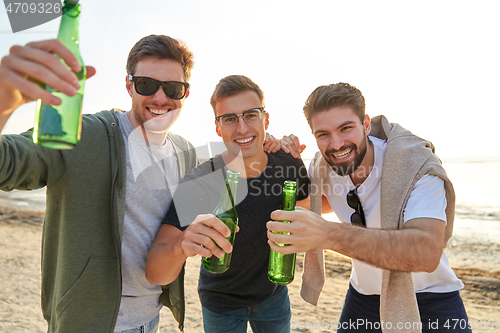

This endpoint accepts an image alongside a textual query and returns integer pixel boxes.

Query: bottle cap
[63,0,81,16]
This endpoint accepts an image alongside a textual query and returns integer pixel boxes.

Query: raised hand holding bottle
[33,0,86,149]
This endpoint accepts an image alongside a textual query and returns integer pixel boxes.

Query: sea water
[442,158,500,271]
[0,187,46,211]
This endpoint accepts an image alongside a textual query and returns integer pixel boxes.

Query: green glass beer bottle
[203,170,239,273]
[33,0,86,149]
[268,180,297,284]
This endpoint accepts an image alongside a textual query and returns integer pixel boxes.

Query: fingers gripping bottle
[203,170,239,273]
[268,180,297,284]
[33,0,86,149]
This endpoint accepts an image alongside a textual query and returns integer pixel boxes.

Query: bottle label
[39,104,66,136]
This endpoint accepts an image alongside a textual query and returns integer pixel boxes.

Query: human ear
[126,76,133,97]
[215,121,222,137]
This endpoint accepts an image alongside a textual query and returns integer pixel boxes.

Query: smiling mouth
[333,149,352,159]
[235,137,254,144]
[148,107,171,115]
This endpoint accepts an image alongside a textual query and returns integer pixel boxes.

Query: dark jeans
[202,287,291,333]
[337,284,471,333]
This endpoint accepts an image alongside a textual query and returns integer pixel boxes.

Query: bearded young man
[268,83,470,333]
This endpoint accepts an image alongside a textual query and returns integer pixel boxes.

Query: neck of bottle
[58,3,81,51]
[281,184,296,211]
[58,2,85,84]
[218,177,238,212]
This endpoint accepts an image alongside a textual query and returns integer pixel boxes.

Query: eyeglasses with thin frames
[347,188,366,227]
[215,107,266,129]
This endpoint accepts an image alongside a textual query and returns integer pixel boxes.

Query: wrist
[326,221,354,254]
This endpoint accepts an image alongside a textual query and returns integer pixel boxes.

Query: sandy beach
[0,206,498,333]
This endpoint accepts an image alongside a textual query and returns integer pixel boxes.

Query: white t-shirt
[309,136,464,295]
[114,111,179,331]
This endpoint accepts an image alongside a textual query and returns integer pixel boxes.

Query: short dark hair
[303,82,365,127]
[126,34,194,82]
[210,75,265,115]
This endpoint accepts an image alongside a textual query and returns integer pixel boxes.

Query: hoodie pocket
[54,256,120,332]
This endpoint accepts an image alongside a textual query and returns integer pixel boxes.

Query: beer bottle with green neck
[268,180,297,284]
[203,170,239,273]
[33,0,86,149]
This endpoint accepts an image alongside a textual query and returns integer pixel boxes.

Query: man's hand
[263,132,282,153]
[281,134,306,158]
[0,39,96,131]
[146,214,237,285]
[180,214,235,259]
[267,207,330,254]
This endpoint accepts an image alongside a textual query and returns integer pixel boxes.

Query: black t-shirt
[163,150,310,312]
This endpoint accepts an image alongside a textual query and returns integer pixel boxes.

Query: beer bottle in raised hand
[33,0,86,149]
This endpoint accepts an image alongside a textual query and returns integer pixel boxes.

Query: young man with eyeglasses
[146,75,310,333]
[0,36,285,333]
[267,83,470,332]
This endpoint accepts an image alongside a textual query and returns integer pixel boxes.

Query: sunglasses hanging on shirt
[347,188,366,227]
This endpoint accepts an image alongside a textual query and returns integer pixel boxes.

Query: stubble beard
[138,108,182,135]
[324,135,369,177]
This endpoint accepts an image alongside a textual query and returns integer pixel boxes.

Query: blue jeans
[202,287,291,333]
[117,314,159,333]
[337,284,471,333]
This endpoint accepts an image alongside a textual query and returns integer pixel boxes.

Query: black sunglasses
[347,188,366,227]
[128,75,189,100]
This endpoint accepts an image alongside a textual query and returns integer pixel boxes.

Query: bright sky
[1,0,499,160]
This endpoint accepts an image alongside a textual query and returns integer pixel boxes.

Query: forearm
[0,112,11,134]
[145,236,187,286]
[327,219,444,272]
[0,88,19,133]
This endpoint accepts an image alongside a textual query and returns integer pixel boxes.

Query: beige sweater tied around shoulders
[301,115,455,333]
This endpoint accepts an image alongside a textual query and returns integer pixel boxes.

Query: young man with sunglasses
[146,75,310,333]
[268,83,470,332]
[0,36,281,332]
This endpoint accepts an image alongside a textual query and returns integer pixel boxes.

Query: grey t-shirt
[114,111,179,331]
